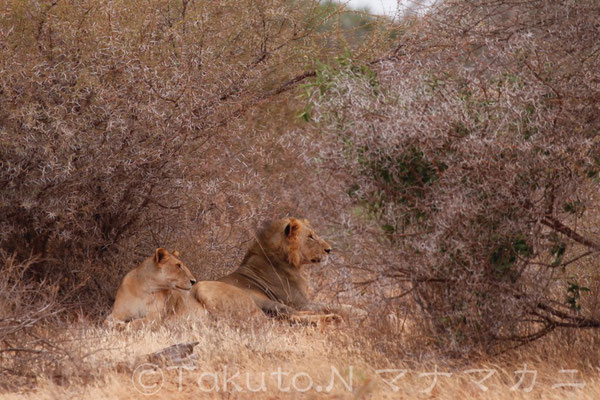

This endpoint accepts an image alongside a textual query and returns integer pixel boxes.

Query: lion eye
[177,263,182,269]
[309,234,315,240]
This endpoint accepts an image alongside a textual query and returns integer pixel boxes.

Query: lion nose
[325,248,331,253]
[190,279,197,285]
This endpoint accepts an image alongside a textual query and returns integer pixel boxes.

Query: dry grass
[1,315,599,399]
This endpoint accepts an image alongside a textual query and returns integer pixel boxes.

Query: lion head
[151,248,196,291]
[259,217,332,268]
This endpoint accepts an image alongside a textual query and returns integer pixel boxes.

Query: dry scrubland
[1,0,600,398]
[3,320,600,399]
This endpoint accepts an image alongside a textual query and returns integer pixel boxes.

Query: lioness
[216,217,341,323]
[105,248,196,326]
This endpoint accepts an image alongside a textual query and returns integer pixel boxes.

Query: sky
[345,0,400,16]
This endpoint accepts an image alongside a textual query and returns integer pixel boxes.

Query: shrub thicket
[308,0,600,353]
[0,0,386,289]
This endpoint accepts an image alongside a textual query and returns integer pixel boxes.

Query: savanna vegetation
[1,0,599,398]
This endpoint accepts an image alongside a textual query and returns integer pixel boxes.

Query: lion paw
[321,313,343,324]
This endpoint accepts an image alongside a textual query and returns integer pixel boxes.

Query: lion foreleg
[287,311,341,325]
[254,298,296,318]
[301,303,367,321]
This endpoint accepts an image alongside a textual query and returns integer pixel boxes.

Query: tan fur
[217,217,340,323]
[181,281,267,321]
[105,248,196,326]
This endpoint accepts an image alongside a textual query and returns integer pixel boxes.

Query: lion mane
[218,217,333,317]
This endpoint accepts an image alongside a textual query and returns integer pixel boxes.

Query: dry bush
[0,253,115,390]
[0,0,389,297]
[0,253,68,389]
[307,0,600,354]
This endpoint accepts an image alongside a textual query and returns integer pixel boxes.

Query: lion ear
[154,248,169,264]
[284,218,301,238]
[172,250,180,258]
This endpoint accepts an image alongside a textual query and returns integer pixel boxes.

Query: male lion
[105,248,196,326]
[215,217,342,323]
[183,281,267,321]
